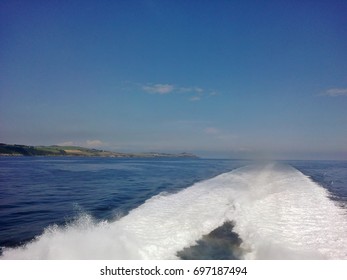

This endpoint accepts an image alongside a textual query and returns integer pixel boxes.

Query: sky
[1,0,347,159]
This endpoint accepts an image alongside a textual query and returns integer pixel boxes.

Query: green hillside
[0,143,198,158]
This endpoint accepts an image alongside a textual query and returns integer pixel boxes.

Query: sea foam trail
[1,163,347,259]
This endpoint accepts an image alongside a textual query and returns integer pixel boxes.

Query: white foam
[2,163,347,259]
[228,163,347,259]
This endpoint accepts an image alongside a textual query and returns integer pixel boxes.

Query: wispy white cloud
[140,82,218,102]
[142,84,174,94]
[179,86,205,102]
[323,88,347,97]
[179,87,204,94]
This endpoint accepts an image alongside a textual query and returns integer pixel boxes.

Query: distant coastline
[0,143,198,159]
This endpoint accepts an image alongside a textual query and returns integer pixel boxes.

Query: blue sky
[1,0,347,159]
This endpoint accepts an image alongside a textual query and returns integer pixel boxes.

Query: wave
[1,163,347,259]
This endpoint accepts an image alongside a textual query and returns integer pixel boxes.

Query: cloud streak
[142,84,174,94]
[141,82,217,101]
[323,88,347,97]
[178,87,204,94]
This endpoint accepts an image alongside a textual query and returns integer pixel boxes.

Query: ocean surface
[0,157,346,259]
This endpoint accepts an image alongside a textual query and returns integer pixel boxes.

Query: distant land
[0,143,198,158]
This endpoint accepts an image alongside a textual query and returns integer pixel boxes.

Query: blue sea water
[0,157,346,259]
[0,157,244,248]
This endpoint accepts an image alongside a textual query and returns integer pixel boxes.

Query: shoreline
[0,143,198,159]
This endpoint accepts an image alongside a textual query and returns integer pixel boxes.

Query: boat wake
[2,163,347,259]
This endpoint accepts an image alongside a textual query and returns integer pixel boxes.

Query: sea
[0,157,346,260]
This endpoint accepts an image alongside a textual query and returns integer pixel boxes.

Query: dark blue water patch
[177,221,243,260]
[0,157,247,249]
